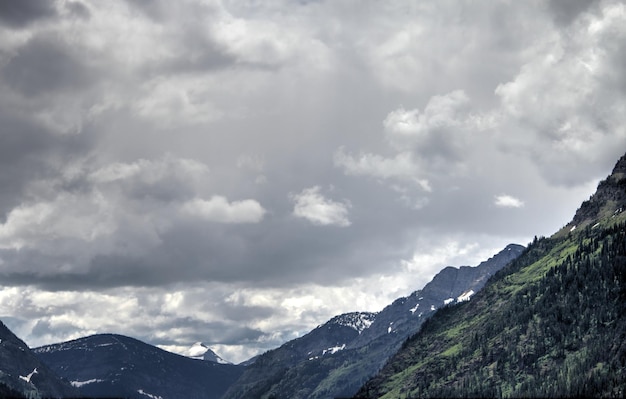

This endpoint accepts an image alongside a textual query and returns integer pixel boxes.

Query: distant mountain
[356,152,626,398]
[223,244,524,399]
[0,320,76,399]
[33,333,244,399]
[186,342,232,364]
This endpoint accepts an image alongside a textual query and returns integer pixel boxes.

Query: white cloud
[383,90,470,151]
[494,194,525,208]
[181,196,266,224]
[290,186,351,227]
[333,149,431,191]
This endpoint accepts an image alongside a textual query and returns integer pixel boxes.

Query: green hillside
[356,155,626,398]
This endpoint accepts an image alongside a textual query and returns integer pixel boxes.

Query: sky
[0,0,625,364]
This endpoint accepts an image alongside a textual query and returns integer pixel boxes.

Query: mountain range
[222,243,524,399]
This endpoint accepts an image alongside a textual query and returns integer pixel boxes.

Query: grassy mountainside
[356,154,626,398]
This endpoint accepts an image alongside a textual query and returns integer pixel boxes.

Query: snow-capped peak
[186,342,232,364]
[188,342,209,358]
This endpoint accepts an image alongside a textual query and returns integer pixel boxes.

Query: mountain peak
[569,152,626,228]
[186,342,232,364]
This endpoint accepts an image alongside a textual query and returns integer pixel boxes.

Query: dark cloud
[0,111,92,220]
[0,0,58,28]
[547,0,599,26]
[142,318,265,347]
[65,1,91,20]
[3,36,94,97]
[125,0,166,21]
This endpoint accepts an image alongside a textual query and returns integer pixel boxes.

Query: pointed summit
[569,152,626,228]
[187,342,232,364]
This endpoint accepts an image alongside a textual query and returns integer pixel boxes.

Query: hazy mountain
[0,320,76,399]
[34,333,244,399]
[223,244,523,399]
[356,152,626,398]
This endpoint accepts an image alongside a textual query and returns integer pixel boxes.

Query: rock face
[224,244,524,399]
[571,153,626,227]
[0,321,77,399]
[34,333,244,399]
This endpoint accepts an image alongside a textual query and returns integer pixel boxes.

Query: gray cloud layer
[0,0,625,362]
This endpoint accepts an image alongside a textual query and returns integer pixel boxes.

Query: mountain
[223,244,524,399]
[356,153,626,398]
[0,320,77,399]
[33,333,244,399]
[186,342,232,364]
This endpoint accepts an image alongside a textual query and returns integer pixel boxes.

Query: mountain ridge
[223,243,524,399]
[34,333,244,399]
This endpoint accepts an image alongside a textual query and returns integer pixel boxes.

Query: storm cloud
[0,0,625,362]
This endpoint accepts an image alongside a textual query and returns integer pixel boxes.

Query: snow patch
[138,389,163,399]
[71,379,103,388]
[592,223,600,229]
[457,290,475,303]
[570,225,577,232]
[19,368,37,384]
[443,298,454,305]
[331,313,376,333]
[188,342,209,358]
[409,303,420,314]
[322,344,346,355]
[430,305,436,311]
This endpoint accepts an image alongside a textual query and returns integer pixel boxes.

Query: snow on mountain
[224,244,525,399]
[326,312,377,334]
[71,378,103,388]
[34,333,244,399]
[186,342,232,364]
[457,289,475,302]
[0,321,77,398]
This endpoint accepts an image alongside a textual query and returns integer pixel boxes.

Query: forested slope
[356,153,626,398]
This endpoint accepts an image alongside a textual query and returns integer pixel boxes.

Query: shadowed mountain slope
[34,333,244,399]
[0,320,77,399]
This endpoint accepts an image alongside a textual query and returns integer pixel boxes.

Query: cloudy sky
[0,0,625,363]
